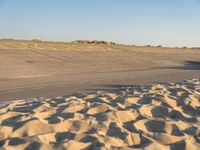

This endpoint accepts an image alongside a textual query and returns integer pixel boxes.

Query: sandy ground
[0,40,199,149]
[0,79,199,149]
[0,40,200,101]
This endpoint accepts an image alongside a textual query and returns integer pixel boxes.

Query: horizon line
[0,37,200,49]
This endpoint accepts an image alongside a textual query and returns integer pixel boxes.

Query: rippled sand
[0,79,199,150]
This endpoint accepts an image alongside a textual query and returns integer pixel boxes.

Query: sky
[0,0,200,47]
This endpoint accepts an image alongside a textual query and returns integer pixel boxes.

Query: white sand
[0,79,199,150]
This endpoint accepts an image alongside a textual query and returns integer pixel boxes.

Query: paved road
[0,68,199,102]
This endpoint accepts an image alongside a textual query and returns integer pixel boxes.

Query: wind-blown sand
[0,79,200,150]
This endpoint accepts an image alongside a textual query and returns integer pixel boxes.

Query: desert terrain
[0,79,199,149]
[0,40,199,149]
[0,39,199,101]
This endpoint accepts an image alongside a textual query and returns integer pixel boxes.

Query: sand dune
[0,39,200,101]
[0,39,117,51]
[0,79,199,149]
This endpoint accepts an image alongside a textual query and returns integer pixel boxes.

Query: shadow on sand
[175,61,200,70]
[85,61,200,92]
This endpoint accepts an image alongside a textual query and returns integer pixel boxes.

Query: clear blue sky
[0,0,200,47]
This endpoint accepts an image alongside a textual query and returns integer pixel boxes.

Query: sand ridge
[0,39,199,52]
[0,79,199,149]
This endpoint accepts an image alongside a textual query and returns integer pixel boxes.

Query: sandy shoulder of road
[0,79,199,149]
